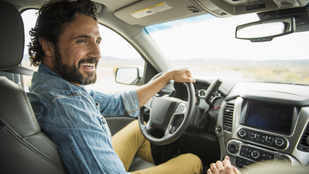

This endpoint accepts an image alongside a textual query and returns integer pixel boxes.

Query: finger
[222,156,232,167]
[222,156,229,162]
[185,69,191,77]
[187,77,196,83]
[210,163,219,173]
[233,166,241,174]
[185,70,196,83]
[222,165,234,174]
[207,168,213,174]
[215,160,224,169]
[181,77,195,83]
[190,77,196,83]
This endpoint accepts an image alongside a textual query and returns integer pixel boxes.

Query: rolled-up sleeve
[89,89,140,118]
[120,90,139,117]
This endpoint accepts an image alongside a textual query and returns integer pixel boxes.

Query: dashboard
[216,82,309,168]
[170,79,309,168]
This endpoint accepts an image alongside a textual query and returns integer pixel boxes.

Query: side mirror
[115,67,142,86]
[236,17,296,42]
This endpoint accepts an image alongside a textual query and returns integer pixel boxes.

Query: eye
[77,39,87,44]
[96,39,101,45]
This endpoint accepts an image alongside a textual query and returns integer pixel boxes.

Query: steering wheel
[138,80,196,145]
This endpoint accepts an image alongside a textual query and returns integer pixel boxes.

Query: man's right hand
[207,156,241,174]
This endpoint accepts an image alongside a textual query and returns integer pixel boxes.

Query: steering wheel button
[175,103,186,114]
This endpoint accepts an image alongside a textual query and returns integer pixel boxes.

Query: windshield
[146,14,309,85]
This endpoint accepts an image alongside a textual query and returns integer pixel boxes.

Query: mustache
[79,58,99,65]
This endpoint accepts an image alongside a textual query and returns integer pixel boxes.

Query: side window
[21,10,144,93]
[21,9,38,91]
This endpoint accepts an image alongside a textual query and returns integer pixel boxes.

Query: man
[26,0,202,173]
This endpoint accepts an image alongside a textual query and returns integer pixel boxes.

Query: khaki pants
[112,120,203,174]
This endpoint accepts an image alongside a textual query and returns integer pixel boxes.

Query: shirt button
[101,116,106,124]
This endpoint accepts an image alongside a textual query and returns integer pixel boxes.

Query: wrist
[161,70,174,82]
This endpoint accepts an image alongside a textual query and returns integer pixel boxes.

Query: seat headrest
[0,1,24,70]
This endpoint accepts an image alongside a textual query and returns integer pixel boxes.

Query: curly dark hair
[28,0,97,67]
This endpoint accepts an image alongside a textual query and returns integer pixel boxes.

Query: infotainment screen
[244,100,294,134]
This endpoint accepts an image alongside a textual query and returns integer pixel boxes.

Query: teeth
[82,63,95,67]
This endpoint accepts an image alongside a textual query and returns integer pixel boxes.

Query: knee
[183,153,202,164]
[127,119,140,131]
[182,153,203,173]
[131,119,139,126]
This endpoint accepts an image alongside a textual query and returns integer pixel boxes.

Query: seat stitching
[0,119,66,171]
[17,85,40,132]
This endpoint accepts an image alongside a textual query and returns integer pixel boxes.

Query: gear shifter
[205,79,222,108]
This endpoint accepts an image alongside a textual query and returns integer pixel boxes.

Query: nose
[88,41,101,59]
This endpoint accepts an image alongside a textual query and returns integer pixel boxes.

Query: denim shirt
[27,63,140,174]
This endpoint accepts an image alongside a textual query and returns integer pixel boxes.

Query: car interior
[1,0,309,173]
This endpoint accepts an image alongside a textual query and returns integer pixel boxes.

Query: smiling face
[43,14,102,85]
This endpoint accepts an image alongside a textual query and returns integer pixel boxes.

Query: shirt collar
[37,62,87,90]
[38,62,62,78]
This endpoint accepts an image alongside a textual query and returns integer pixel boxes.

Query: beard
[53,46,98,85]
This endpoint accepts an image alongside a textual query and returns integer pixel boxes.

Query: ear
[39,37,54,57]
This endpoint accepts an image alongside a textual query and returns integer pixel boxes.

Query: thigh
[112,120,153,171]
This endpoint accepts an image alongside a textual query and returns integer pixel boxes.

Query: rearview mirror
[236,17,295,42]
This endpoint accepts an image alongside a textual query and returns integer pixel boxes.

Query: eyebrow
[71,35,91,41]
[71,35,102,41]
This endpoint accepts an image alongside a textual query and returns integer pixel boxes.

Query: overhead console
[191,0,309,17]
[216,82,309,168]
[114,0,309,26]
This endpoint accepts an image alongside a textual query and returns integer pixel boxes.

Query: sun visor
[114,0,207,26]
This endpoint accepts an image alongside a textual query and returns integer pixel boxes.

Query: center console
[218,94,309,168]
[227,139,293,167]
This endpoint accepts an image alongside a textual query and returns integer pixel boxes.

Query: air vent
[298,122,309,152]
[223,103,234,132]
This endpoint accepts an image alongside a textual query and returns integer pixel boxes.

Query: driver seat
[0,1,154,173]
[0,77,68,174]
[0,1,68,173]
